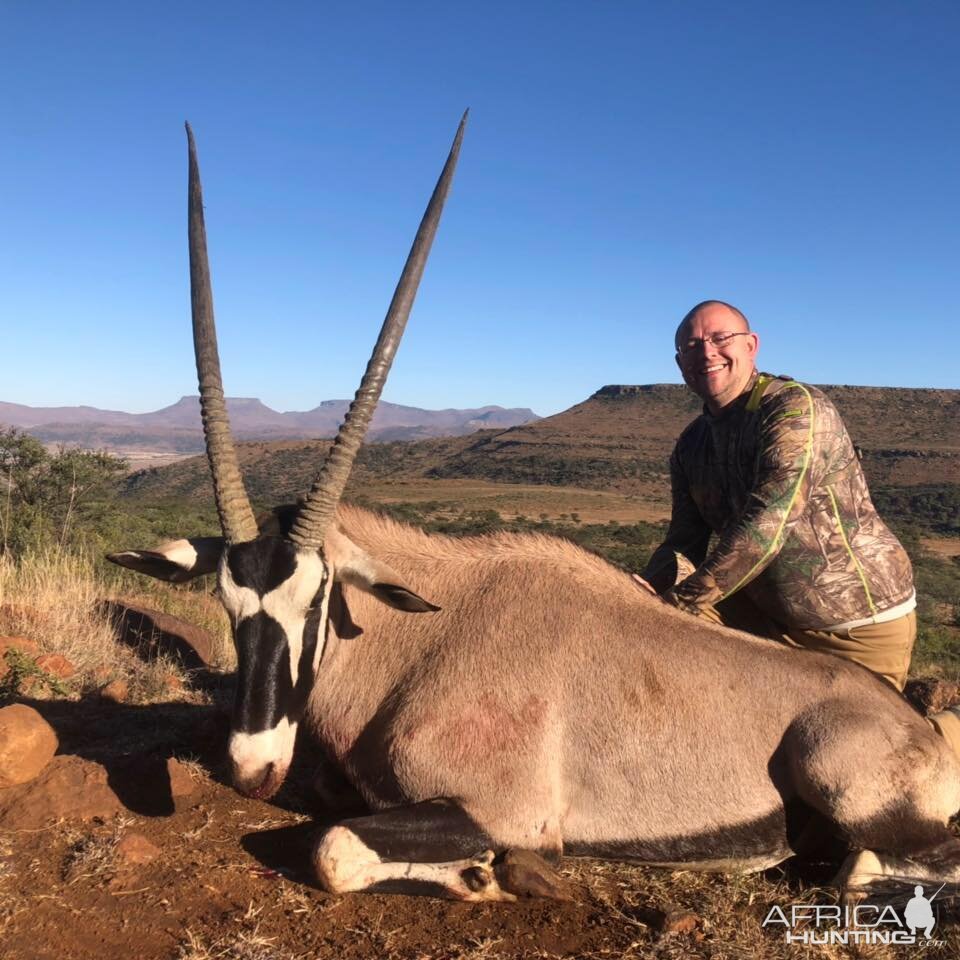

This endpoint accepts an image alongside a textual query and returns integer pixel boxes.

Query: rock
[115,832,160,867]
[161,673,184,693]
[0,704,59,788]
[654,906,701,937]
[34,654,76,679]
[0,755,123,827]
[166,757,197,797]
[0,637,41,678]
[0,636,40,657]
[905,677,960,715]
[98,599,217,668]
[99,680,129,703]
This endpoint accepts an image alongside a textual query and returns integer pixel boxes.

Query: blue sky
[2,1,956,417]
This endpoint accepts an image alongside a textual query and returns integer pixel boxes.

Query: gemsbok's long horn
[288,111,468,549]
[186,122,259,545]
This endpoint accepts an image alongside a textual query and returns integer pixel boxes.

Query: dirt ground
[922,537,960,561]
[3,686,960,960]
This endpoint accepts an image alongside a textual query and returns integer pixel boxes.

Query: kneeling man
[638,300,960,751]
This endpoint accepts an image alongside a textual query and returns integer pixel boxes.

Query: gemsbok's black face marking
[219,537,331,798]
[226,537,298,595]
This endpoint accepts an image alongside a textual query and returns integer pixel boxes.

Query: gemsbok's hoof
[836,849,883,907]
[494,849,575,901]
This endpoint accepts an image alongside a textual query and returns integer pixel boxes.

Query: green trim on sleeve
[745,373,774,412]
[826,484,878,615]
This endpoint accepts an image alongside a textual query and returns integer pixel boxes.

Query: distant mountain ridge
[0,396,541,452]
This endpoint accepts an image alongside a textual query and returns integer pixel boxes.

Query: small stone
[0,704,59,788]
[166,757,197,797]
[35,654,76,679]
[656,907,700,937]
[100,680,129,704]
[161,673,183,692]
[0,755,123,827]
[115,832,160,867]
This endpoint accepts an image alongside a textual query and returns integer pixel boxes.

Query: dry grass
[61,815,135,885]
[0,833,14,890]
[177,923,300,960]
[172,753,216,783]
[0,547,232,702]
[556,857,960,960]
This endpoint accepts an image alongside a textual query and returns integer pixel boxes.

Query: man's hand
[663,587,704,617]
[631,574,658,596]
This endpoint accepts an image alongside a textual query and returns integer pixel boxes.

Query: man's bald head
[674,300,760,414]
[675,300,751,352]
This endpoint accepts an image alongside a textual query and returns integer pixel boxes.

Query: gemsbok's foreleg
[837,839,960,901]
[312,798,570,900]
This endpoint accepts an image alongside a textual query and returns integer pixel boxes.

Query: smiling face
[217,537,332,799]
[675,302,760,414]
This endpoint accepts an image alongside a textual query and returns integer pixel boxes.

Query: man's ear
[324,528,440,613]
[106,536,225,583]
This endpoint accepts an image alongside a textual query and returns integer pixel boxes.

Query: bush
[873,485,960,537]
[0,428,127,556]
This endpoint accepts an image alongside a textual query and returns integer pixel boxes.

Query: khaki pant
[698,595,960,759]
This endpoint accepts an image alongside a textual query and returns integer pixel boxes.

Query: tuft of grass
[61,815,134,885]
[172,753,214,783]
[0,548,120,679]
[0,547,228,703]
[0,833,13,885]
[176,924,297,960]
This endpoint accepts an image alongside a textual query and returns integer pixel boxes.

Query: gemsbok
[110,117,960,903]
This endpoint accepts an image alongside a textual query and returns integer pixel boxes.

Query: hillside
[119,382,960,535]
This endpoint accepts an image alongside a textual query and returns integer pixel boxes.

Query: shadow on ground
[16,692,333,824]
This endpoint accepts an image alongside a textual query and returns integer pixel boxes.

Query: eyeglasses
[677,331,750,355]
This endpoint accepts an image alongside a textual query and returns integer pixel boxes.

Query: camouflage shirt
[643,372,915,631]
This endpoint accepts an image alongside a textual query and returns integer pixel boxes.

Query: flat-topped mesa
[592,384,687,400]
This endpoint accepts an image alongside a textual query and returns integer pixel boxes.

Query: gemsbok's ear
[106,536,225,583]
[324,528,440,614]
